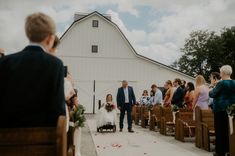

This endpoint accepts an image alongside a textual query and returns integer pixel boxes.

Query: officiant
[117,80,136,133]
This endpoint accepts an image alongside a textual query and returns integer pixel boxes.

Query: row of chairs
[132,104,235,155]
[0,116,75,156]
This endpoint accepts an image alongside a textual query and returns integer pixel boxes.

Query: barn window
[91,45,98,53]
[92,20,99,27]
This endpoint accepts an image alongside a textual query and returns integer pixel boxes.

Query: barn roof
[60,11,194,79]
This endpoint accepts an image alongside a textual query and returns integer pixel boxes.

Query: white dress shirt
[123,87,129,103]
[153,89,163,104]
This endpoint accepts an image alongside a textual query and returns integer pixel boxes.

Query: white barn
[57,11,194,113]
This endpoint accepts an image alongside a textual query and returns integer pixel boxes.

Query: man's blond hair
[25,12,56,42]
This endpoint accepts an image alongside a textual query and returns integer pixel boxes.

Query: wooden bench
[175,109,195,142]
[131,105,136,121]
[160,107,174,135]
[134,105,141,125]
[229,117,235,156]
[149,105,162,131]
[0,116,73,156]
[132,104,140,125]
[195,106,215,152]
[141,105,149,128]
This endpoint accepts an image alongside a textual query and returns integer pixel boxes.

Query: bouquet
[105,103,116,112]
[70,105,86,128]
[171,105,179,112]
[147,104,154,111]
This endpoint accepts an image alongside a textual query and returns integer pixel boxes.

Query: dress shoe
[119,129,123,132]
[128,129,134,133]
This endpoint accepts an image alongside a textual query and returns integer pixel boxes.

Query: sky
[0,0,235,65]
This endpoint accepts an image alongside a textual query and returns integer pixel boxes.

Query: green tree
[220,27,235,79]
[173,27,235,81]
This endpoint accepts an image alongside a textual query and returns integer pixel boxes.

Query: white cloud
[136,0,235,64]
[1,0,235,65]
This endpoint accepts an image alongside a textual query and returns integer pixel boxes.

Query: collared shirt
[123,87,129,103]
[153,89,163,104]
[29,42,47,52]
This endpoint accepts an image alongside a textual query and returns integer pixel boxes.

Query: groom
[117,80,136,133]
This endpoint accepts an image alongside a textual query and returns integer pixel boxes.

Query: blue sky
[96,5,160,33]
[1,0,235,65]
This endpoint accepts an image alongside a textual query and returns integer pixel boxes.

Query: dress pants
[119,103,132,129]
[214,111,229,156]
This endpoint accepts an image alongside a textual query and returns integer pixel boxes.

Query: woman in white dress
[96,94,117,128]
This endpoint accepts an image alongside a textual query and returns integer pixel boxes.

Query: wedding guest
[139,90,150,105]
[49,35,60,54]
[149,89,155,105]
[117,80,136,133]
[209,65,235,156]
[65,72,78,110]
[181,79,187,96]
[192,75,209,109]
[0,48,5,58]
[0,12,65,127]
[48,36,78,110]
[151,84,163,105]
[184,82,195,109]
[208,72,221,108]
[171,78,184,108]
[163,80,174,107]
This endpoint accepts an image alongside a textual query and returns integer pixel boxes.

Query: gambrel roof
[60,11,194,79]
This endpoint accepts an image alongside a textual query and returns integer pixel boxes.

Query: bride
[96,94,117,128]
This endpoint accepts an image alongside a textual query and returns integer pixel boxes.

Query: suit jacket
[116,86,136,108]
[171,86,184,107]
[0,46,66,127]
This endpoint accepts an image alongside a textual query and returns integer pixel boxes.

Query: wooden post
[98,100,101,110]
[93,80,95,114]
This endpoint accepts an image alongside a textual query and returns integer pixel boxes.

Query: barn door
[75,80,138,114]
[74,80,94,114]
[95,81,138,113]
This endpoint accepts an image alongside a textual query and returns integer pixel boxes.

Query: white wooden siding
[57,12,194,113]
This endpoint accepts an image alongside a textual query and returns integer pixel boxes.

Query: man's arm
[51,61,66,119]
[209,81,222,98]
[131,87,136,104]
[171,90,178,104]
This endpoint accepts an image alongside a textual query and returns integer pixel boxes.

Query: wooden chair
[195,106,215,151]
[131,104,137,124]
[141,105,149,128]
[149,105,162,131]
[160,107,174,135]
[134,105,141,125]
[175,109,195,142]
[229,117,235,156]
[0,116,73,156]
[132,105,136,121]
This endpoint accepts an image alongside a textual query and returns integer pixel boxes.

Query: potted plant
[70,105,86,156]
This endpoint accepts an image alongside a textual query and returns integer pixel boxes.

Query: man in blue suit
[171,78,185,108]
[117,80,136,133]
